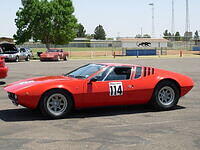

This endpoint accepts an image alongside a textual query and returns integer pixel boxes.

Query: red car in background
[4,63,194,119]
[0,57,8,79]
[40,48,69,61]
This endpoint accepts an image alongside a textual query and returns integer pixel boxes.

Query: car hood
[4,76,78,93]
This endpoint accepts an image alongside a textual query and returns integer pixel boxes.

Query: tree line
[76,24,106,40]
[16,0,107,48]
[163,30,199,41]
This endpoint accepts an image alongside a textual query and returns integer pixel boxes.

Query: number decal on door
[109,82,123,96]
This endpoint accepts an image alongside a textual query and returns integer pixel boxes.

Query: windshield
[65,64,106,79]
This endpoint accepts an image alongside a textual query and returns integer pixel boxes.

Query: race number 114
[109,82,123,96]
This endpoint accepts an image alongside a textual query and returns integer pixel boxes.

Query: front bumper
[0,66,8,79]
[6,90,41,109]
[40,57,57,61]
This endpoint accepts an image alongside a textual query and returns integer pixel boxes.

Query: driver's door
[83,66,135,107]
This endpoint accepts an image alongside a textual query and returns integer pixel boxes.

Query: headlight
[8,92,18,101]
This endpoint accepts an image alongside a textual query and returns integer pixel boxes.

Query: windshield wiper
[64,74,75,78]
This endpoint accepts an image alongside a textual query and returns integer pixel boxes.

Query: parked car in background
[18,47,33,61]
[0,56,8,79]
[40,48,69,61]
[0,43,32,62]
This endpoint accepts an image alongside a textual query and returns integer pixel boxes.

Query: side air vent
[152,68,155,74]
[144,67,147,77]
[148,67,151,75]
[143,67,155,77]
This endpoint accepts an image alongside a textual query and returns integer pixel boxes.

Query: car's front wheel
[39,90,73,119]
[57,56,61,61]
[151,80,180,110]
[15,56,19,62]
[64,56,68,61]
[25,55,30,61]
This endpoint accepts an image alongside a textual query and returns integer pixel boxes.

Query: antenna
[149,3,155,37]
[185,0,190,32]
[171,0,175,35]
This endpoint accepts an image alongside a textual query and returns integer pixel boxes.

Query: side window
[134,67,142,79]
[93,67,111,81]
[20,48,26,53]
[104,67,131,81]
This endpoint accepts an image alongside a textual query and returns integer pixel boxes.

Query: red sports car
[40,48,68,61]
[0,57,8,79]
[4,63,194,119]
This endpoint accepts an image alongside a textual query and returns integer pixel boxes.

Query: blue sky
[0,0,199,38]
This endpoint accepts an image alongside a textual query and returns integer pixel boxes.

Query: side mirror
[88,77,98,84]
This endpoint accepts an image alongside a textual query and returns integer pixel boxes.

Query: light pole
[185,0,190,32]
[171,0,175,35]
[149,3,155,38]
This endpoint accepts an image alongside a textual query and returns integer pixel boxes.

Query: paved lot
[0,58,199,150]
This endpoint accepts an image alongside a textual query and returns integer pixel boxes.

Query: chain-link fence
[16,39,200,59]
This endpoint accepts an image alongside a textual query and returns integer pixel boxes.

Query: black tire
[57,56,61,61]
[25,55,30,61]
[150,80,180,110]
[39,89,73,119]
[64,56,68,61]
[15,56,19,62]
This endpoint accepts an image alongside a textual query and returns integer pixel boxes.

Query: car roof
[98,63,141,67]
[48,48,62,50]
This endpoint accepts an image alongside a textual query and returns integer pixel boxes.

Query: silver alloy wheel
[158,86,175,106]
[47,93,68,116]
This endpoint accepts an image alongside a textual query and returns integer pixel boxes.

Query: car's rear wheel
[151,81,180,110]
[39,90,73,119]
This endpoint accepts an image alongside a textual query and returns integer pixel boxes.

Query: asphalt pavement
[0,58,199,150]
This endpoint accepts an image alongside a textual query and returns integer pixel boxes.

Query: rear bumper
[0,66,8,79]
[5,57,17,61]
